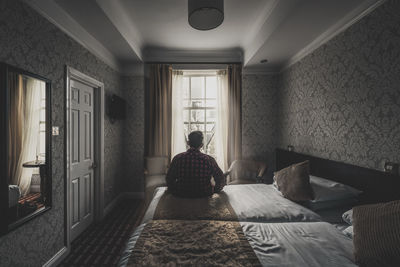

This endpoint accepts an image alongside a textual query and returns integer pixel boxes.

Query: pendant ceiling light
[188,0,224,31]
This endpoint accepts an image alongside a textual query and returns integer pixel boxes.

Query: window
[182,74,217,157]
[38,84,46,160]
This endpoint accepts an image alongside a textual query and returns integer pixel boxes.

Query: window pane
[39,132,46,154]
[206,135,216,155]
[206,76,217,99]
[183,110,189,122]
[191,109,205,122]
[184,124,190,138]
[190,100,204,108]
[183,77,189,99]
[190,77,204,98]
[205,99,217,107]
[206,109,216,122]
[206,123,215,131]
[190,124,204,131]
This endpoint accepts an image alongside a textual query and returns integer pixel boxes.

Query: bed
[141,184,322,224]
[118,149,399,266]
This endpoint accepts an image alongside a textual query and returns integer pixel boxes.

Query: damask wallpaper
[0,0,126,265]
[242,74,278,175]
[277,0,400,171]
[122,75,145,192]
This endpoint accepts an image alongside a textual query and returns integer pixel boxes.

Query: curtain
[8,74,24,185]
[171,70,186,158]
[14,77,43,195]
[227,64,242,166]
[146,64,173,159]
[215,70,229,171]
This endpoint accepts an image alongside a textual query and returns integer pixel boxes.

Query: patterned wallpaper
[242,74,278,175]
[122,75,145,192]
[0,0,126,265]
[277,0,400,171]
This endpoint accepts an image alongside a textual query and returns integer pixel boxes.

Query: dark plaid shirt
[166,148,225,198]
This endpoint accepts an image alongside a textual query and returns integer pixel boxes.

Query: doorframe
[64,66,105,251]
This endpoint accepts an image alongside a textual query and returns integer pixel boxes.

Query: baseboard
[42,246,68,267]
[103,192,145,216]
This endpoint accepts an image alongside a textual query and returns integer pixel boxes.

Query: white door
[69,79,94,241]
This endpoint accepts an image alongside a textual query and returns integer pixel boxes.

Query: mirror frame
[0,62,52,236]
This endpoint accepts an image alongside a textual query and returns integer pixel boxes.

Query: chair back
[228,159,267,183]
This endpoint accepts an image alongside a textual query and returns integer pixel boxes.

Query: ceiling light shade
[188,0,224,31]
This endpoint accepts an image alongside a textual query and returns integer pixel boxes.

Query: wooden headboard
[275,148,400,204]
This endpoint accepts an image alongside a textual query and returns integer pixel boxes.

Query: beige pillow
[273,161,314,201]
[353,200,400,267]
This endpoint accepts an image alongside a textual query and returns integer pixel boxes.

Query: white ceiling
[27,0,384,73]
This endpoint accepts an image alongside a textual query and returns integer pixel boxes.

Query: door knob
[89,162,97,169]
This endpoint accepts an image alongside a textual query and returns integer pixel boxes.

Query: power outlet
[52,126,59,136]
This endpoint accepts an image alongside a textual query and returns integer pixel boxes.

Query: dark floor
[59,200,143,267]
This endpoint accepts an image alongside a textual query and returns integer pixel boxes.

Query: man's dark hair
[188,131,203,149]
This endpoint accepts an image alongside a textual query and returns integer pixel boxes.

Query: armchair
[144,156,169,209]
[224,159,267,185]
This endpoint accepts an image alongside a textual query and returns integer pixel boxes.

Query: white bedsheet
[142,184,322,224]
[119,221,355,267]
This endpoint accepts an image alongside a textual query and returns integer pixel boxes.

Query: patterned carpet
[59,200,143,267]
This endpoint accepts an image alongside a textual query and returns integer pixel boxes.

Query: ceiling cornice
[25,0,122,72]
[95,0,143,61]
[242,67,278,75]
[143,49,243,64]
[281,0,387,72]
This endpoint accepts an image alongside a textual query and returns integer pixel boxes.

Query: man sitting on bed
[166,131,226,198]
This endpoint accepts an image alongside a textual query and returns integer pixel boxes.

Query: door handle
[89,162,97,170]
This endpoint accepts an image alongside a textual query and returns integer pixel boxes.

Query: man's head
[188,131,204,149]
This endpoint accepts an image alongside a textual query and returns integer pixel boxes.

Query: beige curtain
[227,64,242,166]
[215,70,229,171]
[8,74,24,185]
[146,64,173,159]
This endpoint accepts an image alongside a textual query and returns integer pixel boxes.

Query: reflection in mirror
[7,72,47,225]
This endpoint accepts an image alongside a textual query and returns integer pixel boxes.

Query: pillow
[273,161,314,202]
[305,176,362,211]
[342,226,353,239]
[353,200,400,266]
[145,157,168,175]
[342,209,353,225]
[8,185,21,208]
[310,176,362,202]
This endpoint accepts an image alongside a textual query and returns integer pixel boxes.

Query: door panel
[71,178,80,227]
[70,79,94,241]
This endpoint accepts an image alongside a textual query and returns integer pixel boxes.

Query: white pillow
[342,226,353,239]
[9,185,21,208]
[342,209,353,225]
[310,175,362,202]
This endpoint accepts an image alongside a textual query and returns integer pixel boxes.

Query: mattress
[142,184,322,224]
[118,221,355,267]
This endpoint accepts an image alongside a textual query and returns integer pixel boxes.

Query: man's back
[166,148,225,198]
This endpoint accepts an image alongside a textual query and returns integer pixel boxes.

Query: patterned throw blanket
[125,192,261,266]
[126,220,261,267]
[153,191,238,221]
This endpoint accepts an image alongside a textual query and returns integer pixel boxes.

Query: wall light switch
[52,126,59,136]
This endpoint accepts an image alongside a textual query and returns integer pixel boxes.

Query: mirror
[0,63,52,235]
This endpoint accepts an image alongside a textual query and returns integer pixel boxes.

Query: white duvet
[119,221,355,267]
[142,184,322,224]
